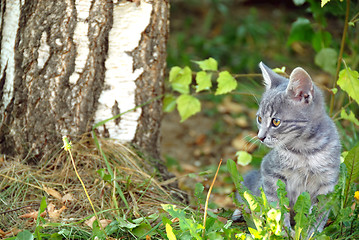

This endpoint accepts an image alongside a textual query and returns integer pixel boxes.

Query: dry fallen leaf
[47,203,67,220]
[43,186,62,200]
[171,217,179,223]
[0,228,22,238]
[181,163,199,173]
[231,131,257,152]
[218,96,246,114]
[62,193,76,205]
[235,116,249,128]
[19,210,46,220]
[85,216,112,229]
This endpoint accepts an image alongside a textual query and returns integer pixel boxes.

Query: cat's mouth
[259,136,277,148]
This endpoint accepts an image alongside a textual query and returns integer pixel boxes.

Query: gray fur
[233,62,341,233]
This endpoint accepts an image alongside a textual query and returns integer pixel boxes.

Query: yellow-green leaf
[176,94,201,122]
[193,57,218,71]
[165,223,177,240]
[341,108,359,126]
[163,94,177,113]
[195,71,212,92]
[169,66,192,94]
[236,151,252,166]
[215,71,237,95]
[321,0,330,7]
[273,66,286,74]
[337,68,359,105]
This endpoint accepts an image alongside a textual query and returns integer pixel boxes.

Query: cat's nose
[258,136,266,142]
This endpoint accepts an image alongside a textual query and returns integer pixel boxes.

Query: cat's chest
[279,150,328,173]
[278,151,329,193]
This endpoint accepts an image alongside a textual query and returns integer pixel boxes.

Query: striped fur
[234,62,341,233]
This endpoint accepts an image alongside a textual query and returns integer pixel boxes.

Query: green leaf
[260,189,268,211]
[276,180,289,210]
[169,66,192,94]
[16,230,34,240]
[97,169,112,181]
[196,71,212,92]
[165,223,177,240]
[314,48,337,75]
[248,227,261,238]
[215,71,237,95]
[163,94,177,112]
[132,222,153,238]
[244,191,260,213]
[227,159,244,192]
[344,144,359,189]
[161,204,203,240]
[244,191,263,232]
[176,94,201,122]
[267,208,281,222]
[267,208,282,236]
[316,235,331,240]
[92,220,106,239]
[193,57,218,71]
[235,151,252,166]
[337,68,359,105]
[117,217,139,229]
[312,31,332,52]
[208,232,224,240]
[194,182,205,199]
[287,18,314,45]
[294,192,311,239]
[341,108,359,126]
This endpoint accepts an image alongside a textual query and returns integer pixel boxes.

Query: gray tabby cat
[233,62,341,233]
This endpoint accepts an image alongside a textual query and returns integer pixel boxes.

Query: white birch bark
[0,0,168,162]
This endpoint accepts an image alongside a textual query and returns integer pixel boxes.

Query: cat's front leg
[260,166,293,232]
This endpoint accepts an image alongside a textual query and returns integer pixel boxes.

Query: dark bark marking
[132,0,170,179]
[0,0,113,160]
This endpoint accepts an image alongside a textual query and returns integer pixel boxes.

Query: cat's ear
[259,62,283,90]
[286,67,314,104]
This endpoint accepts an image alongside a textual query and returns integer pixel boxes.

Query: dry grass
[0,135,186,234]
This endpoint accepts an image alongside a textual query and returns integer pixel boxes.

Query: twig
[202,158,222,238]
[0,204,40,215]
[329,0,350,116]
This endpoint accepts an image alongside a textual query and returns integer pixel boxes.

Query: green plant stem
[91,95,163,210]
[330,0,350,116]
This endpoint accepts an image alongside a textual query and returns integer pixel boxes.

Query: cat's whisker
[242,135,259,152]
[245,138,260,152]
[242,86,260,107]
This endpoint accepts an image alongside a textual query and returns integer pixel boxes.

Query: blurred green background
[162,0,359,170]
[167,0,358,73]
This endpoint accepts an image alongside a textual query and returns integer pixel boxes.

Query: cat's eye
[257,116,262,124]
[272,118,281,127]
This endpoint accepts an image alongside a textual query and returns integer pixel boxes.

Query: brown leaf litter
[0,135,186,236]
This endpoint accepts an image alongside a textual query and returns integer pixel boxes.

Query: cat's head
[256,62,325,148]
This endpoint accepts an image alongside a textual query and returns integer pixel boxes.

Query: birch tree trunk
[0,0,168,173]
